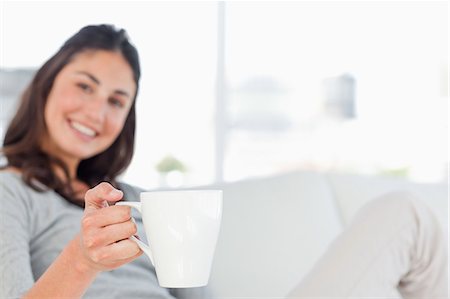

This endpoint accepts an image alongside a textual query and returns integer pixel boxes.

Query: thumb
[84,182,123,213]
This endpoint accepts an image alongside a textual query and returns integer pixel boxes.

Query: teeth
[71,121,96,137]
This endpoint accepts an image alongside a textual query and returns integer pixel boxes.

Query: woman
[1,24,447,299]
[0,24,205,299]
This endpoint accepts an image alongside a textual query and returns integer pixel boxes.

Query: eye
[108,97,124,108]
[77,82,93,94]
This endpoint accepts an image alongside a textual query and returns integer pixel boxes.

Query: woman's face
[43,50,136,169]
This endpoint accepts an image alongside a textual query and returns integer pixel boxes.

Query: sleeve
[0,177,35,298]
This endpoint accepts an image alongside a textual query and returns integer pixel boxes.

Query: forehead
[61,50,136,90]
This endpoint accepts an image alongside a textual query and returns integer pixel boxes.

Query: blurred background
[1,1,448,189]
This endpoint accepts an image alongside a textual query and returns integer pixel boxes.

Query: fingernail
[109,189,122,196]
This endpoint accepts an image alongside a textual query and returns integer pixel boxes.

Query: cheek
[44,96,62,129]
[105,113,128,138]
[106,105,133,136]
[46,88,79,121]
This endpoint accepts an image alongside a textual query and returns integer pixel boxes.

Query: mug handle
[116,202,155,265]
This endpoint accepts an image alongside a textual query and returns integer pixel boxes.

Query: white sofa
[206,171,448,298]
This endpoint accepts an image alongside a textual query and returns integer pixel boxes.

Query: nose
[84,96,107,125]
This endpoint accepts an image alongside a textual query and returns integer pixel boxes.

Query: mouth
[68,120,98,139]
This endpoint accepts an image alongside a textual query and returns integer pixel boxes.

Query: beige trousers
[288,192,448,299]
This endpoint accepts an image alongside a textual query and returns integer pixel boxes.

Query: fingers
[83,219,138,248]
[86,238,142,267]
[106,239,143,262]
[80,217,142,270]
[79,182,143,272]
[84,182,123,213]
[83,205,132,228]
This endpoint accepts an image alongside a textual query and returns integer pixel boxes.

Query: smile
[69,120,98,138]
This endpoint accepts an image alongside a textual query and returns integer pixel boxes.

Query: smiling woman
[0,24,208,299]
[42,50,136,178]
[1,26,140,207]
[0,22,447,299]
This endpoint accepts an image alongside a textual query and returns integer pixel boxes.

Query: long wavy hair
[1,24,141,207]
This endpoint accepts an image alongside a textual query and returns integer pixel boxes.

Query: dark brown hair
[1,24,141,207]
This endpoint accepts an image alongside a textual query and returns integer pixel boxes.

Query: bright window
[223,1,448,183]
[1,1,447,187]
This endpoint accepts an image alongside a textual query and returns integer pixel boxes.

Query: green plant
[379,167,410,178]
[156,155,187,173]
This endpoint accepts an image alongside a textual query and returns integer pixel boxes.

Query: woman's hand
[78,182,142,272]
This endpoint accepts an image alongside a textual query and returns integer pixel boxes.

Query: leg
[287,191,448,299]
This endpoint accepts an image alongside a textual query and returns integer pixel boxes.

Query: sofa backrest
[208,171,343,298]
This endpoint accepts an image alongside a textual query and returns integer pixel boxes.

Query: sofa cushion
[208,171,343,298]
[327,173,448,235]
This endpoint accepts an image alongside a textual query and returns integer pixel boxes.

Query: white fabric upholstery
[208,171,343,298]
[206,171,448,298]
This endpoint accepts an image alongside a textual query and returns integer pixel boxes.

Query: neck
[53,162,78,183]
[40,136,80,181]
[53,162,89,201]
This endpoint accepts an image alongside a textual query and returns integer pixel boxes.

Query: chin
[59,139,113,161]
[65,147,103,161]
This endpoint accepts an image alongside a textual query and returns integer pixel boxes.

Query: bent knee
[352,191,427,226]
[371,191,421,210]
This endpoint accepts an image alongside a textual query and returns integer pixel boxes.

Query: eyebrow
[75,71,131,98]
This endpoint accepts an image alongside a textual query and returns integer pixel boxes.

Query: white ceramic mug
[117,190,222,288]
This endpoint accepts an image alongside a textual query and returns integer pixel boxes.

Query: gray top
[0,171,208,299]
